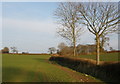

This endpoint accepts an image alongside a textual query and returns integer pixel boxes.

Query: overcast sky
[1,1,119,53]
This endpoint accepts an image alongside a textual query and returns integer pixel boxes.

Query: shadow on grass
[2,67,23,81]
[2,67,44,82]
[2,66,62,82]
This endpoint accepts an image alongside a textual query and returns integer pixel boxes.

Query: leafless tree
[48,47,56,54]
[109,46,114,51]
[58,42,67,51]
[10,47,18,53]
[77,2,119,65]
[100,34,109,51]
[54,2,84,56]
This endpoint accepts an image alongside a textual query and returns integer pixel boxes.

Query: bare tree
[58,42,67,51]
[77,2,119,65]
[54,2,84,56]
[57,42,72,56]
[10,47,18,53]
[100,34,109,51]
[48,47,56,54]
[109,46,114,51]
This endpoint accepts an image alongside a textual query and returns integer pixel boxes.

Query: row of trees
[49,42,115,56]
[54,2,119,65]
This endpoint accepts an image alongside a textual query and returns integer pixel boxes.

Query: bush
[1,47,9,53]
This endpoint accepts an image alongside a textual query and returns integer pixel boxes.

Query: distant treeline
[106,50,120,53]
[57,43,105,56]
[1,53,50,55]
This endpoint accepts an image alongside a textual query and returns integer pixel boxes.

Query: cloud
[3,18,57,34]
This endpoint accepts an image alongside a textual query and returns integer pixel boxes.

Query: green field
[78,52,119,62]
[2,54,102,82]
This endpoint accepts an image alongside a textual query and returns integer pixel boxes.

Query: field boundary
[2,53,50,55]
[49,56,120,84]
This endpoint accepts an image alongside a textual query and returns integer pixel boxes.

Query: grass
[2,54,102,82]
[78,52,119,62]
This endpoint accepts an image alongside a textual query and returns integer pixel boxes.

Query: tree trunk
[73,40,76,57]
[96,35,100,65]
[73,27,76,57]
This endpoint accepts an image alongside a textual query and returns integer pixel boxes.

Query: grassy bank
[49,55,120,84]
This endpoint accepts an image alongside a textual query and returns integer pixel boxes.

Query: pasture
[2,54,102,82]
[78,52,119,62]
